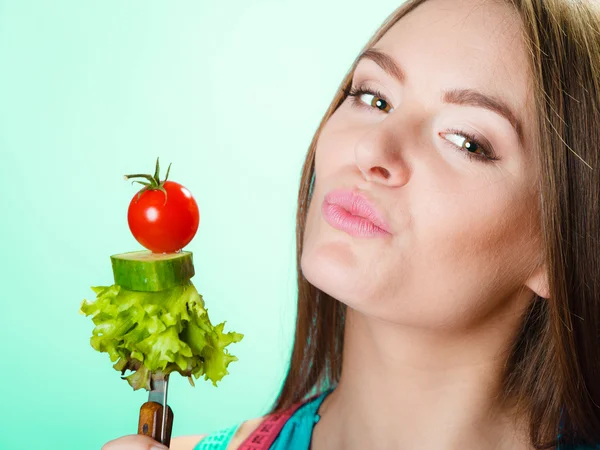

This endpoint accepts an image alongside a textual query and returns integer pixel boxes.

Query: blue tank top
[195,390,599,449]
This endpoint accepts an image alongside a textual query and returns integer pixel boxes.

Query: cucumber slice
[110,250,195,292]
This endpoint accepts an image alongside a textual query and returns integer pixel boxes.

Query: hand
[101,434,168,450]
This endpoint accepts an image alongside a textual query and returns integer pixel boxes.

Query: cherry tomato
[125,159,200,253]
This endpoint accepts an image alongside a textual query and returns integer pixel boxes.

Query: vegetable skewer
[80,158,243,448]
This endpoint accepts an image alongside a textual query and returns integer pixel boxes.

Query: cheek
[417,184,541,301]
[302,114,354,252]
[300,116,368,295]
[369,187,542,328]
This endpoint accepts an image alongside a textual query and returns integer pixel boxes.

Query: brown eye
[345,86,394,113]
[445,133,484,155]
[440,131,499,163]
[361,93,392,113]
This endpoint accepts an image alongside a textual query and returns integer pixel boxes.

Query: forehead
[368,0,532,124]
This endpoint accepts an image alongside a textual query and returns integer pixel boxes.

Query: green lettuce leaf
[80,281,243,390]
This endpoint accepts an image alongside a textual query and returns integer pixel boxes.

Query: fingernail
[150,446,168,450]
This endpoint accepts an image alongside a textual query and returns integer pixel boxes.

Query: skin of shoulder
[169,417,265,450]
[170,435,206,450]
[226,417,266,450]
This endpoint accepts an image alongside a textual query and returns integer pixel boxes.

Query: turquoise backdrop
[0,1,403,448]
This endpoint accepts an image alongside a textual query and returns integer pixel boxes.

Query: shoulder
[176,417,266,450]
[226,417,266,450]
[170,435,207,449]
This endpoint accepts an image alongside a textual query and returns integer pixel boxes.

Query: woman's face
[301,0,549,330]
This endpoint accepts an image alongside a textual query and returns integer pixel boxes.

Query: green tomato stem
[124,174,157,185]
[124,157,171,204]
[153,158,160,182]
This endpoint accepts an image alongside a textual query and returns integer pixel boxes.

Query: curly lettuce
[80,281,243,390]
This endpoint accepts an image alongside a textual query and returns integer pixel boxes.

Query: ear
[524,263,550,299]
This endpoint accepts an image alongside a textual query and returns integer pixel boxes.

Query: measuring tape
[237,395,319,450]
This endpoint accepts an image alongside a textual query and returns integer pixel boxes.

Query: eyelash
[342,84,501,164]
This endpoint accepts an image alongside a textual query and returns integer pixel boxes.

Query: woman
[103,0,600,448]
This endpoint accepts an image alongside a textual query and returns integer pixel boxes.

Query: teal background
[0,1,402,448]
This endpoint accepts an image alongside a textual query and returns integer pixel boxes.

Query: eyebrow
[356,48,524,144]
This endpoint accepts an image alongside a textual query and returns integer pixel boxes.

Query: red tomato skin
[127,180,200,253]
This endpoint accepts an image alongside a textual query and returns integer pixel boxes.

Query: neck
[312,305,535,450]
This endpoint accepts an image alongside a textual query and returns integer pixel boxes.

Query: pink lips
[322,189,391,237]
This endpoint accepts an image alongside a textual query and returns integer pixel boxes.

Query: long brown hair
[270,1,600,447]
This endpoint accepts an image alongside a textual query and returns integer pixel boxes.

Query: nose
[354,115,411,187]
